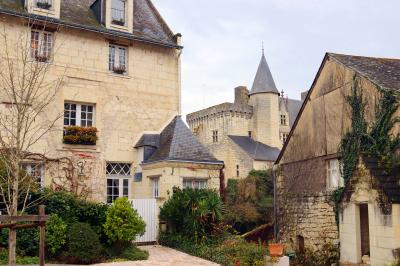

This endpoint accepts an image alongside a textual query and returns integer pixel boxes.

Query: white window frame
[21,163,45,188]
[64,102,95,127]
[151,177,160,198]
[111,0,126,25]
[106,162,132,203]
[183,179,208,189]
[327,159,344,190]
[31,30,53,62]
[109,44,128,74]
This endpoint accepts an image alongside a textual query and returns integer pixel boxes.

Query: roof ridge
[328,52,400,61]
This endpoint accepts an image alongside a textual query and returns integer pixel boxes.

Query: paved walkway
[42,245,219,266]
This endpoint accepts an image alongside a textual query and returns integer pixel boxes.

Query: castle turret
[249,52,281,148]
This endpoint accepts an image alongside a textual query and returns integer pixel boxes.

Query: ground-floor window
[183,179,208,189]
[106,162,131,203]
[21,163,44,188]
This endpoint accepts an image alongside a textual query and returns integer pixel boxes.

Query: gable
[277,54,386,165]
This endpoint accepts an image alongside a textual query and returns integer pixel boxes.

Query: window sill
[109,24,130,32]
[58,144,100,153]
[108,72,131,79]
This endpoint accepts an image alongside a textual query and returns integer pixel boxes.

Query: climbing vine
[331,74,400,220]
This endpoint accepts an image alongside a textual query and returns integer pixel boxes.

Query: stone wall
[277,187,339,250]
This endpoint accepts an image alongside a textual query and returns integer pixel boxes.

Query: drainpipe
[272,164,278,240]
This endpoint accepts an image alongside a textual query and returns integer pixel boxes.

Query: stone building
[275,53,400,265]
[187,52,302,181]
[0,0,222,204]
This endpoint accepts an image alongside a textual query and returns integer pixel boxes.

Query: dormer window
[36,0,52,10]
[111,0,126,26]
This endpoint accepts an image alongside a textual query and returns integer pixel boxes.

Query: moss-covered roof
[0,0,179,48]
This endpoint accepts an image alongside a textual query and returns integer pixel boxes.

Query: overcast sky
[152,0,400,118]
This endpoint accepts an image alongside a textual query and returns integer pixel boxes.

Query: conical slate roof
[250,53,279,95]
[146,116,222,164]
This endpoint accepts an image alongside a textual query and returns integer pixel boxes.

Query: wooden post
[38,205,45,266]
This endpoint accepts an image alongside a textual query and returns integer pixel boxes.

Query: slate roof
[329,53,400,91]
[250,53,279,95]
[134,134,159,148]
[228,135,280,162]
[140,116,222,164]
[0,0,179,48]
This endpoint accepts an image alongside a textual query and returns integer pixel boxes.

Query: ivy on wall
[332,74,400,221]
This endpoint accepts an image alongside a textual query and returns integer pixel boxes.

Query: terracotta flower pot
[268,243,284,257]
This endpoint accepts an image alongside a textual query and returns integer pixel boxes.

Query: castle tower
[249,52,281,148]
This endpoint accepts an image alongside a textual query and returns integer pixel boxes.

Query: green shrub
[103,197,146,243]
[106,242,149,261]
[159,187,224,242]
[28,189,109,242]
[46,214,67,257]
[64,223,103,264]
[0,249,39,265]
[159,232,267,266]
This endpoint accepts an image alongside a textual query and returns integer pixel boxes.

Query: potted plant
[35,54,50,62]
[112,65,126,75]
[37,1,52,9]
[268,241,284,257]
[63,126,98,145]
[112,19,125,26]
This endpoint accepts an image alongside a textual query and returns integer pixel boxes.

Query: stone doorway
[359,204,370,259]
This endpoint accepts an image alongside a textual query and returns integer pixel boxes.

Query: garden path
[24,245,219,266]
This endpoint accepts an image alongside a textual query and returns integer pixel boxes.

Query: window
[236,165,240,177]
[31,30,53,62]
[281,133,289,144]
[212,130,218,143]
[111,0,126,26]
[109,44,127,74]
[106,162,131,203]
[327,159,344,190]
[36,0,52,9]
[183,179,207,189]
[280,114,287,126]
[152,177,160,198]
[21,163,44,188]
[64,103,94,127]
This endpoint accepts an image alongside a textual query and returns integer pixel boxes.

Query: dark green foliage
[28,189,109,242]
[64,223,103,264]
[159,187,224,242]
[224,170,274,233]
[63,126,98,145]
[159,232,267,266]
[106,242,149,261]
[0,249,39,265]
[103,197,146,243]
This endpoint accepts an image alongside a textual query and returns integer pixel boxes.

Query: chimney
[234,86,249,105]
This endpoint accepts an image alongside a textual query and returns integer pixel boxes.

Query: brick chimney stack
[234,86,249,105]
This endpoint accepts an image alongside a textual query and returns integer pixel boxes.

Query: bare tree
[0,17,65,265]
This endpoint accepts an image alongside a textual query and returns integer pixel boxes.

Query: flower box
[112,19,125,26]
[112,66,126,75]
[37,2,52,9]
[35,55,50,62]
[63,126,98,146]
